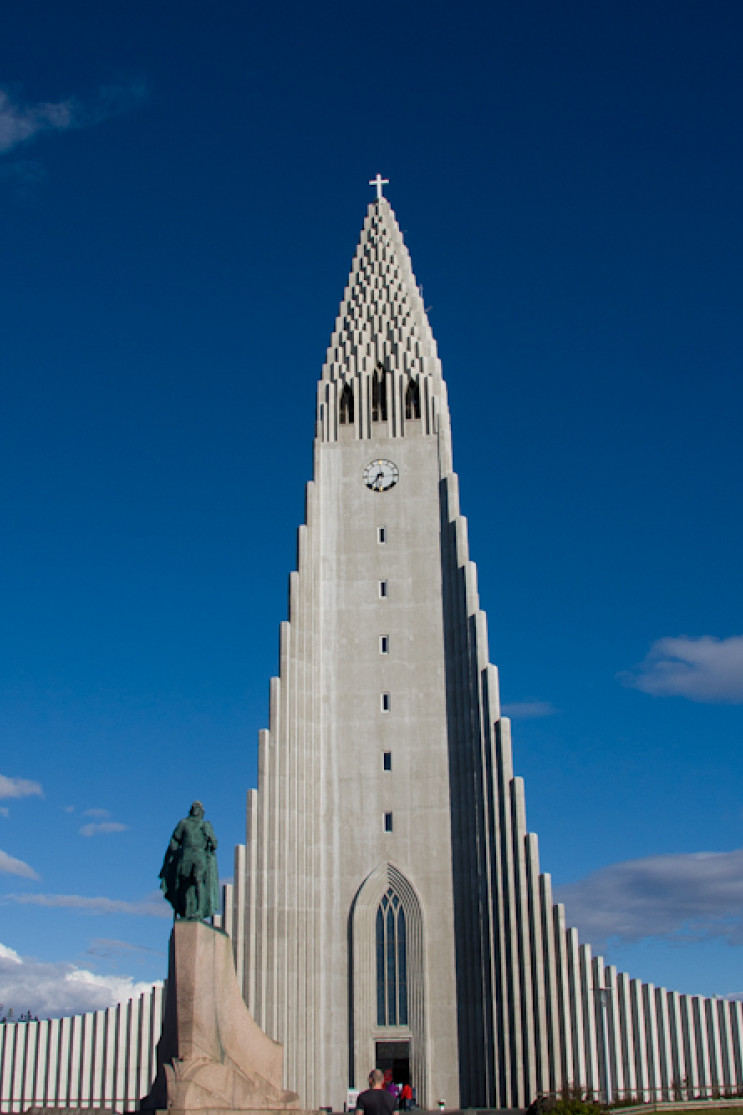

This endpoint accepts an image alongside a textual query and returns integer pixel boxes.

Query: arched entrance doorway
[349,864,426,1105]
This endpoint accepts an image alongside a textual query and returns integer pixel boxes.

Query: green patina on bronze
[159,801,220,920]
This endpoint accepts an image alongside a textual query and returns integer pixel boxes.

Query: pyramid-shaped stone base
[142,921,315,1115]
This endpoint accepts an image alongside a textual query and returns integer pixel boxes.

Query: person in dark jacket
[357,1070,396,1115]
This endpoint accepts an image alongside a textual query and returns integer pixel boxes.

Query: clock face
[363,459,399,492]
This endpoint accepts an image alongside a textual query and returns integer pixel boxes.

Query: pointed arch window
[372,366,388,422]
[405,377,421,420]
[339,382,354,425]
[376,887,408,1026]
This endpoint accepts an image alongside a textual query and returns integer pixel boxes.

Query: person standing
[356,1070,396,1115]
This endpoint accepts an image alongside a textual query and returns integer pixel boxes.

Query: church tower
[219,183,743,1111]
[230,181,468,1108]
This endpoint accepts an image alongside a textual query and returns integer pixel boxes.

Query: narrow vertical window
[398,909,408,1025]
[379,581,388,598]
[405,377,421,420]
[386,902,397,1023]
[376,886,408,1027]
[378,526,386,544]
[381,692,390,712]
[379,635,389,654]
[372,367,388,422]
[384,812,393,833]
[383,752,392,771]
[339,382,354,425]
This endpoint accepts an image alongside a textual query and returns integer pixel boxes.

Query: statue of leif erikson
[159,800,220,920]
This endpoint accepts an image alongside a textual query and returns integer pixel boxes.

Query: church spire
[317,188,445,442]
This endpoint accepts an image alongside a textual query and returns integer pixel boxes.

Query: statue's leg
[193,864,206,919]
[185,866,199,919]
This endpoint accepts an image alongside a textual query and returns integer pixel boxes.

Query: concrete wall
[0,984,163,1113]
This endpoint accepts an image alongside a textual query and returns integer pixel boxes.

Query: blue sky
[1,0,742,1016]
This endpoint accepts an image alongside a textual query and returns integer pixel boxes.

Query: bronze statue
[160,801,219,920]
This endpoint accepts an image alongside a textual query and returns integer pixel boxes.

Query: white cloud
[0,940,161,1018]
[0,849,39,880]
[501,700,557,720]
[0,90,73,153]
[83,808,111,819]
[555,848,743,951]
[0,80,146,157]
[621,635,743,703]
[0,891,170,918]
[0,774,43,800]
[79,821,128,837]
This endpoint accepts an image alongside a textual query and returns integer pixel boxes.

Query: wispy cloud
[555,848,743,951]
[0,891,169,918]
[0,775,43,800]
[620,635,743,704]
[83,808,111,819]
[0,807,9,818]
[0,849,39,880]
[0,940,161,1018]
[0,79,146,158]
[0,90,73,153]
[86,938,162,959]
[501,700,557,720]
[79,821,128,838]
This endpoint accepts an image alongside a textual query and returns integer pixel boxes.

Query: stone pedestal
[142,921,303,1114]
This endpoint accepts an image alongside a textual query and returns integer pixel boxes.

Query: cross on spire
[369,173,389,200]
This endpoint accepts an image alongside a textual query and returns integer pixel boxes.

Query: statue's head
[189,800,205,818]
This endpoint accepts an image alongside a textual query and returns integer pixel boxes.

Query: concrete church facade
[3,187,743,1112]
[216,187,743,1112]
